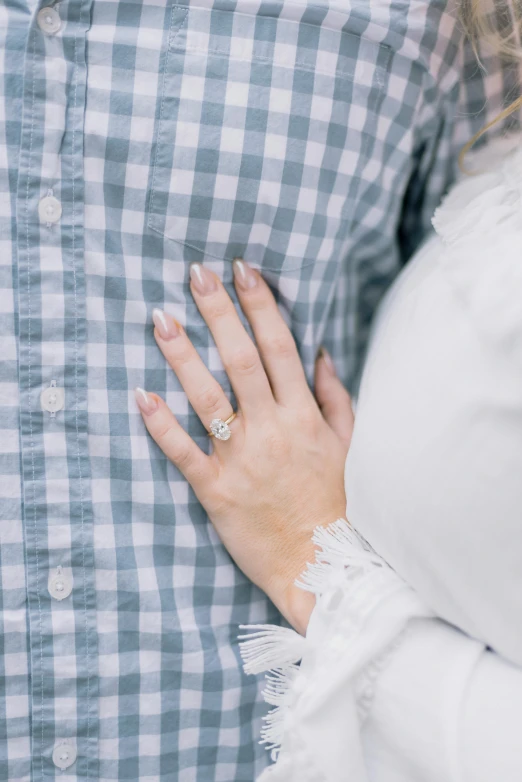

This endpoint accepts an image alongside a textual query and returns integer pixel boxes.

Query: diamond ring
[208,412,237,441]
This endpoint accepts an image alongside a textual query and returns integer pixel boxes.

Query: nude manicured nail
[233,259,258,290]
[152,308,180,340]
[190,263,217,295]
[135,387,159,415]
[320,348,336,375]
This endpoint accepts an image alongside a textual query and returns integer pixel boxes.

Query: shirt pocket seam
[176,45,357,80]
[166,3,389,72]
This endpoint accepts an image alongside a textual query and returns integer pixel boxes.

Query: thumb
[315,349,354,449]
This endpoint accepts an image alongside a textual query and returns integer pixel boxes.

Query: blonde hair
[460,0,522,59]
[458,1,522,170]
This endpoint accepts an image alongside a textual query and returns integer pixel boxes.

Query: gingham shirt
[0,1,520,780]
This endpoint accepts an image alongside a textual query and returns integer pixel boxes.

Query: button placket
[15,0,100,772]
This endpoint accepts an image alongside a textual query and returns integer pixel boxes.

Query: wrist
[279,582,316,635]
[263,521,337,635]
[268,545,316,634]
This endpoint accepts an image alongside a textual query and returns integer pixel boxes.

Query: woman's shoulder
[432,134,522,246]
[428,134,522,371]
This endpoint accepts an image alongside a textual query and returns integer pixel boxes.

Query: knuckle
[171,344,195,368]
[206,297,231,321]
[207,493,231,520]
[247,290,270,311]
[196,383,225,415]
[263,428,290,458]
[154,420,177,444]
[267,332,296,360]
[174,446,195,471]
[225,346,260,376]
[299,405,321,430]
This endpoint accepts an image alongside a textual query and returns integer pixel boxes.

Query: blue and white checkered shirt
[0,1,520,780]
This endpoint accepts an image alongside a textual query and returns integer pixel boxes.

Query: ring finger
[151,308,238,439]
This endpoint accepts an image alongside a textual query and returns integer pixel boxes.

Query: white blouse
[239,137,522,781]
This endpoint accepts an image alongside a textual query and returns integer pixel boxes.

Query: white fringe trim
[238,625,307,675]
[295,519,387,594]
[238,626,305,757]
[238,518,388,759]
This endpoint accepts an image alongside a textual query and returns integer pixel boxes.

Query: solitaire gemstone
[210,418,231,441]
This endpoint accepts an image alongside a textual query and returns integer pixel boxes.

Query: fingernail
[152,308,181,341]
[320,348,336,375]
[190,263,217,296]
[233,258,258,290]
[135,387,159,415]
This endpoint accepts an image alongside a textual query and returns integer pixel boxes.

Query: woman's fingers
[135,388,214,486]
[188,264,273,417]
[315,351,354,449]
[232,260,314,407]
[151,310,235,432]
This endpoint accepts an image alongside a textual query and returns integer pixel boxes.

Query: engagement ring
[208,413,237,441]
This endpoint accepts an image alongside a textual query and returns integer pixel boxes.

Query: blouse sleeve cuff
[238,519,433,781]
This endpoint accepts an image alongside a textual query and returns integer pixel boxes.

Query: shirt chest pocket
[148,4,392,272]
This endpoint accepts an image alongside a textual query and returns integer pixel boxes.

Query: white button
[48,567,73,601]
[38,195,62,224]
[52,741,77,771]
[40,385,65,413]
[37,7,62,35]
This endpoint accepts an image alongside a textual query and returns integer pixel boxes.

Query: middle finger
[188,263,274,417]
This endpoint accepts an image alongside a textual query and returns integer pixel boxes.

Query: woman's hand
[135,260,354,635]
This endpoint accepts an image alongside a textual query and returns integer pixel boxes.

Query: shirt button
[38,195,62,224]
[40,385,65,413]
[37,7,62,35]
[48,567,73,601]
[52,741,77,771]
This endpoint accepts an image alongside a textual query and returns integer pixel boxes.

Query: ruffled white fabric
[432,135,522,368]
[239,521,430,781]
[344,133,522,666]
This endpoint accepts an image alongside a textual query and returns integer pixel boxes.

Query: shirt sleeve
[399,35,522,266]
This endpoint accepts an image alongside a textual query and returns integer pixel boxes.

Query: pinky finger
[135,387,213,488]
[314,352,354,449]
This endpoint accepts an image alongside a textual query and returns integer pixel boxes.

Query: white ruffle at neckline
[432,134,522,245]
[432,134,522,370]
